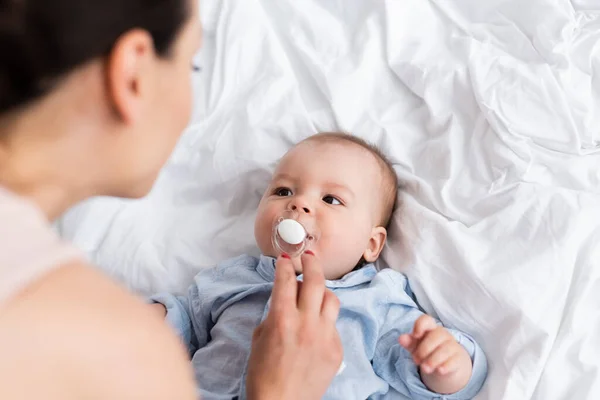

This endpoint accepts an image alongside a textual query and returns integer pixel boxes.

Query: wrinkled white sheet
[57,0,600,398]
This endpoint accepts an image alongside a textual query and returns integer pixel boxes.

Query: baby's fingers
[413,328,449,364]
[436,353,463,376]
[399,334,418,353]
[420,342,459,375]
[412,315,437,339]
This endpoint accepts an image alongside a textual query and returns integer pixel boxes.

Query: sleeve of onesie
[149,281,210,357]
[371,270,488,400]
[149,255,262,358]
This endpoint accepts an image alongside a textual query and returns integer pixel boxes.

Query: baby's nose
[290,200,311,214]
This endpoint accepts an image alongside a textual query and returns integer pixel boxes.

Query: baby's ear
[363,226,387,263]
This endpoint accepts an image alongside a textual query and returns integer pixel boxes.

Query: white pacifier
[272,209,320,258]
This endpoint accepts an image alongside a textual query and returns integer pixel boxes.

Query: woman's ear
[106,29,154,124]
[363,226,387,263]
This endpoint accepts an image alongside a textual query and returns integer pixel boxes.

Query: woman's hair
[0,0,189,113]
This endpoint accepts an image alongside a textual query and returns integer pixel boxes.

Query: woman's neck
[1,174,88,221]
[0,107,95,221]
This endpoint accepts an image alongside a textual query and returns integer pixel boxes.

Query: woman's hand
[246,252,343,400]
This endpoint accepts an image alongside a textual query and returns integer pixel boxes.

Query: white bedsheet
[58,0,600,398]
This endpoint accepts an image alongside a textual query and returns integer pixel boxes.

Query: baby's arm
[149,292,203,357]
[399,315,472,394]
[371,270,487,399]
[148,255,262,357]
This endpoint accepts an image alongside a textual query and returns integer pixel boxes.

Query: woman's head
[0,0,201,202]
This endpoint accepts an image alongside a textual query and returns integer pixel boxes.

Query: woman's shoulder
[0,262,197,399]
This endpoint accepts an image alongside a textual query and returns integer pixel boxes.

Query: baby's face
[254,139,386,280]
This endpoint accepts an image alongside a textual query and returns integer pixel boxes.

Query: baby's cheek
[255,206,281,257]
[318,233,355,276]
[260,228,274,255]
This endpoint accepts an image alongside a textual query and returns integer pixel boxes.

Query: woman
[0,0,342,398]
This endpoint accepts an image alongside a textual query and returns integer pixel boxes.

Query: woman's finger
[296,281,303,303]
[251,323,264,342]
[320,289,340,323]
[297,251,326,315]
[271,255,299,316]
[290,254,303,273]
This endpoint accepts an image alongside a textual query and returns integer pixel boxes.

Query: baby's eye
[275,187,293,197]
[323,195,342,205]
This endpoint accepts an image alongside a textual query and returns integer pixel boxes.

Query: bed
[57,0,600,398]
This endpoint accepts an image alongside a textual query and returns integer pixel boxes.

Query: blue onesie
[151,255,487,400]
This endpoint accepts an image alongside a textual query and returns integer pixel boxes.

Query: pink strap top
[0,187,81,306]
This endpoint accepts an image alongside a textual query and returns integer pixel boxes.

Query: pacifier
[272,209,320,258]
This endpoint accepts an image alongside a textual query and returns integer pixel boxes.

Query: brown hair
[0,0,189,113]
[304,132,400,228]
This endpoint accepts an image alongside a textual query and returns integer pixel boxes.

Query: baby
[151,133,487,399]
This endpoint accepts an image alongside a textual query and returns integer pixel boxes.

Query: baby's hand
[399,315,472,394]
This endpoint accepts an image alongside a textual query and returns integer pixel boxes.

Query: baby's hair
[302,132,399,229]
